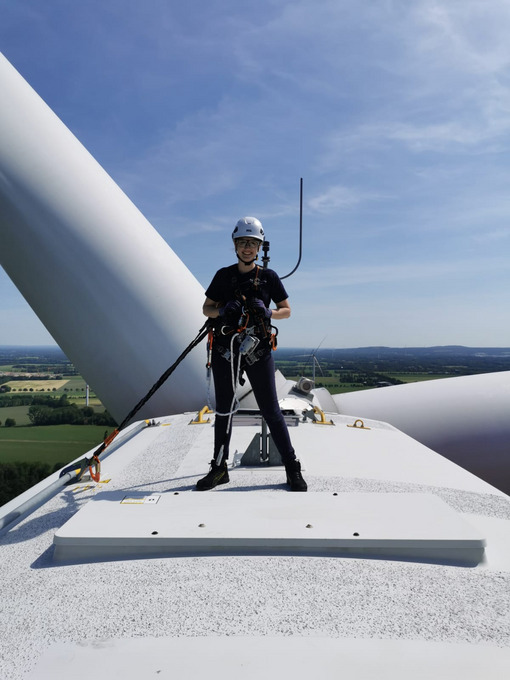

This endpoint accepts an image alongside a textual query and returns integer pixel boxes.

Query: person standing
[196,216,307,492]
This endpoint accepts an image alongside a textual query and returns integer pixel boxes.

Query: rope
[61,320,211,481]
[214,333,243,418]
[213,333,243,466]
[117,320,210,429]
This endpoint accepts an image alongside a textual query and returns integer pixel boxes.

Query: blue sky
[1,0,510,348]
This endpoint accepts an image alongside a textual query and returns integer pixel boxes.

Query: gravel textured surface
[1,414,509,679]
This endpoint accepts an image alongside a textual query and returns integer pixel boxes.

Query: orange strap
[89,454,101,483]
[88,428,119,482]
[103,428,120,448]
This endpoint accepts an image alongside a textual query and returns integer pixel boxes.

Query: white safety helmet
[232,216,265,242]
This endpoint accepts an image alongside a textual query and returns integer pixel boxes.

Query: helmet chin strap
[237,253,257,265]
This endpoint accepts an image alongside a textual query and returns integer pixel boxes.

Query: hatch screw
[306,524,313,529]
[198,523,206,528]
[151,531,159,535]
[353,532,359,537]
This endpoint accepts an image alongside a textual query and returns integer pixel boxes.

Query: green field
[383,373,450,383]
[0,405,32,426]
[0,425,110,467]
[4,374,93,396]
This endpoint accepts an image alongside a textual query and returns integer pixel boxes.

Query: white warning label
[121,495,161,505]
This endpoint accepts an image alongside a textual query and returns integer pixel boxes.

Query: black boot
[285,459,307,492]
[196,459,230,491]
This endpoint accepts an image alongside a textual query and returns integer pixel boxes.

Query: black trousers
[211,344,296,464]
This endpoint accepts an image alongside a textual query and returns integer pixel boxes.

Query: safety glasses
[236,239,260,249]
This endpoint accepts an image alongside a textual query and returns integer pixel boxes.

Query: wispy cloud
[290,256,509,292]
[2,1,510,346]
[412,0,510,75]
[308,185,384,214]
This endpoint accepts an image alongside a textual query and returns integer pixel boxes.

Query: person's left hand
[250,298,272,318]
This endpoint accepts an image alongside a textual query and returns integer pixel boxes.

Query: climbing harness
[207,276,279,455]
[218,265,279,351]
[60,320,211,483]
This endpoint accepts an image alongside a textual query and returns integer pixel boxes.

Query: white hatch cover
[26,636,510,680]
[53,491,485,565]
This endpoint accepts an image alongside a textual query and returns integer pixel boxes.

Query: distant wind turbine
[292,338,326,383]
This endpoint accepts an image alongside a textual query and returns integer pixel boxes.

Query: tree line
[0,393,60,407]
[26,395,116,427]
[0,393,117,427]
[0,461,63,506]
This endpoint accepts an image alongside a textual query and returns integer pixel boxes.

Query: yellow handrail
[311,406,334,426]
[347,418,371,430]
[189,405,213,424]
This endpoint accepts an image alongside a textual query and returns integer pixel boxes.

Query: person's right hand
[219,300,242,317]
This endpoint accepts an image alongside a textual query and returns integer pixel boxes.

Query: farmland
[2,343,510,462]
[1,344,510,505]
[0,424,111,467]
[275,345,510,393]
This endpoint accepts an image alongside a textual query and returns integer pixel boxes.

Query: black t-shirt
[205,264,289,309]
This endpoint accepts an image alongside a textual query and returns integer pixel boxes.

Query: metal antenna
[281,177,303,280]
[261,239,271,270]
